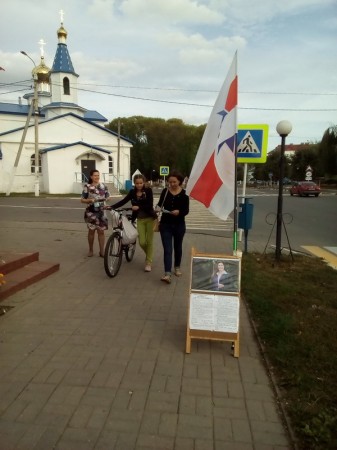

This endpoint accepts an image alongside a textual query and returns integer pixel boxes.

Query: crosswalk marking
[186,199,232,231]
[302,246,337,270]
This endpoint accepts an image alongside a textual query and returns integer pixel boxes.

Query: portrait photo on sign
[191,256,240,293]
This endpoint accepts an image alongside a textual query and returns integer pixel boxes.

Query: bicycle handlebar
[104,206,133,212]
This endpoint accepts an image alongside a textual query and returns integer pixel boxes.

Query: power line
[69,87,337,111]
[0,79,31,87]
[58,83,337,111]
[239,107,337,112]
[1,81,336,112]
[240,91,337,96]
[2,78,336,97]
[76,82,337,96]
[0,87,31,96]
[1,89,327,142]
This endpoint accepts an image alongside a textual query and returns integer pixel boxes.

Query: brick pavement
[0,221,292,449]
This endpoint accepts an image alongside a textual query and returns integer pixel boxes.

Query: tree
[106,116,204,179]
[289,145,320,180]
[253,149,291,182]
[318,125,337,179]
[253,142,323,183]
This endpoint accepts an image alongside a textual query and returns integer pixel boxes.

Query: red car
[289,181,321,197]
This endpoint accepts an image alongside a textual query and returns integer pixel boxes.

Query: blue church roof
[0,102,106,123]
[84,110,107,122]
[0,102,32,116]
[0,112,134,144]
[40,141,111,154]
[51,43,78,75]
[41,102,107,122]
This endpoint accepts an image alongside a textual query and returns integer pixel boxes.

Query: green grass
[242,253,337,450]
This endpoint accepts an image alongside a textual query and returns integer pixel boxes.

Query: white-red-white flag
[186,53,238,221]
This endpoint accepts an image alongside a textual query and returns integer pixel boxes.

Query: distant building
[0,17,132,194]
[273,143,317,158]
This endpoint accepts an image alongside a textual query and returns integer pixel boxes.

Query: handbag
[153,188,168,232]
[153,217,160,232]
[122,216,138,244]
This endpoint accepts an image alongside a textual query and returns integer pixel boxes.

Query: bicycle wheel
[104,232,123,277]
[125,240,137,262]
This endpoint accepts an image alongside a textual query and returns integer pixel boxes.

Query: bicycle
[103,207,137,277]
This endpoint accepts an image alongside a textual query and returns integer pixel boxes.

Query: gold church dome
[57,25,67,39]
[32,56,50,83]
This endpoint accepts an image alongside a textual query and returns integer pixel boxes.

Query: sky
[1,0,336,150]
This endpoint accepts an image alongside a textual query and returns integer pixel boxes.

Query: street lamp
[275,120,292,261]
[21,51,40,196]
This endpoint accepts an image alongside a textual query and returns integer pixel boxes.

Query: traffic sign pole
[159,166,169,187]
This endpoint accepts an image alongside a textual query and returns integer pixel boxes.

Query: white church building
[0,18,133,195]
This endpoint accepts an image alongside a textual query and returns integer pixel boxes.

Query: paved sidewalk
[0,221,291,450]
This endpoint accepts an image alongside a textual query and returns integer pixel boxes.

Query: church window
[30,153,42,174]
[63,77,70,95]
[109,156,114,174]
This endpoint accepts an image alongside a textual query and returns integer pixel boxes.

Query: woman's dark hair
[211,260,225,277]
[89,170,99,183]
[168,170,184,185]
[133,174,146,183]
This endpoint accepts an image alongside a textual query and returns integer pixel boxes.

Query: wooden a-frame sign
[186,249,241,357]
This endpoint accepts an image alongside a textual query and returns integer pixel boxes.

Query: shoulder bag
[153,188,168,232]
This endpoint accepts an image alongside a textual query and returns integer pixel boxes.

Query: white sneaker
[161,274,171,284]
[174,267,182,277]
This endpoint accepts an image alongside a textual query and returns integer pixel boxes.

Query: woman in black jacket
[156,171,189,284]
[111,174,156,272]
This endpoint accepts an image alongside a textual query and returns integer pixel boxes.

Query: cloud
[72,51,145,82]
[209,0,334,26]
[0,0,336,145]
[87,0,116,21]
[160,32,246,64]
[120,0,224,24]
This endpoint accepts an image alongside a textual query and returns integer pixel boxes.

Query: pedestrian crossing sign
[237,124,269,163]
[160,166,169,176]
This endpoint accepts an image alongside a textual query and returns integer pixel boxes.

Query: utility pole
[33,71,40,196]
[21,50,40,196]
[6,101,34,196]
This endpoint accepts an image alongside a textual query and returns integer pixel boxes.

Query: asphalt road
[246,191,337,251]
[0,189,336,253]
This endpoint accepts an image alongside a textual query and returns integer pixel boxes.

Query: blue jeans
[160,221,186,273]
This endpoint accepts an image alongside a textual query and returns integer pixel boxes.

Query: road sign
[160,166,169,176]
[305,165,313,181]
[237,124,269,163]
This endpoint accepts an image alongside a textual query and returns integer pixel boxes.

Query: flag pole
[233,132,238,255]
[232,52,238,255]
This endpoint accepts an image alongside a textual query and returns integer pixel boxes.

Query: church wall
[0,118,132,194]
[43,144,110,194]
[0,142,38,193]
[50,72,78,105]
[0,113,28,134]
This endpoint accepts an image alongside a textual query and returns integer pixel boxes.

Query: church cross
[38,38,46,57]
